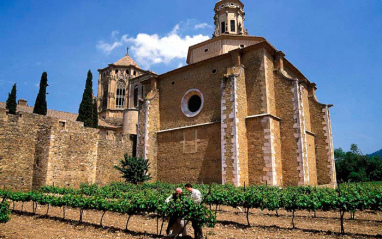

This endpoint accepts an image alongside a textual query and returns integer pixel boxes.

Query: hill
[369,149,382,158]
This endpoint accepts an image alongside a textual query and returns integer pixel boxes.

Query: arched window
[133,85,139,108]
[116,80,126,109]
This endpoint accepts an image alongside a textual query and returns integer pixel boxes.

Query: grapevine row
[3,182,382,234]
[39,182,382,234]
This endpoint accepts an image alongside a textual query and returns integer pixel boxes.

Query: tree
[114,155,152,184]
[350,144,361,155]
[5,84,17,114]
[33,72,48,115]
[335,144,382,182]
[77,70,98,128]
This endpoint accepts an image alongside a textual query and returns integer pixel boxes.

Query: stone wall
[157,123,221,184]
[0,109,54,191]
[158,58,230,131]
[44,120,99,188]
[242,49,265,116]
[0,109,132,191]
[96,131,133,186]
[309,98,336,186]
[246,117,266,184]
[274,72,300,186]
[306,133,318,185]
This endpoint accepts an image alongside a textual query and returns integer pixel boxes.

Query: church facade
[98,0,336,187]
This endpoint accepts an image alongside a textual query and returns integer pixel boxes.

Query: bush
[114,155,152,184]
[0,201,11,223]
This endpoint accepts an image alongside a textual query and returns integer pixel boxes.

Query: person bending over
[165,188,187,237]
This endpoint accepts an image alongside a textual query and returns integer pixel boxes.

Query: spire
[126,46,129,56]
[213,0,248,38]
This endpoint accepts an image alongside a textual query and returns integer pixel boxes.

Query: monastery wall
[246,117,266,184]
[157,123,221,184]
[96,131,133,186]
[308,98,336,186]
[0,109,54,191]
[0,109,132,191]
[273,71,300,186]
[158,58,231,130]
[243,49,265,115]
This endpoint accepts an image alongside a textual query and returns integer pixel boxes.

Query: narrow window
[133,85,139,108]
[230,20,236,32]
[102,82,108,109]
[221,21,226,34]
[130,134,137,157]
[116,80,126,109]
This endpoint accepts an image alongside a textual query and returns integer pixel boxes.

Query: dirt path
[1,202,381,239]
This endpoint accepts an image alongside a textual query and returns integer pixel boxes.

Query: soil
[1,202,381,239]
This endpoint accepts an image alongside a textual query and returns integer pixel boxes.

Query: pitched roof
[112,53,141,68]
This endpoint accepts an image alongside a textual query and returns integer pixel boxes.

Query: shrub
[114,155,152,184]
[0,201,11,223]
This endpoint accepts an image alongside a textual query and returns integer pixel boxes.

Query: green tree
[350,144,361,155]
[5,84,17,114]
[77,70,97,128]
[114,155,152,184]
[33,72,48,115]
[335,144,382,182]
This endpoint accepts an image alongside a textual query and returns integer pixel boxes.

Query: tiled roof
[0,102,119,129]
[113,53,141,69]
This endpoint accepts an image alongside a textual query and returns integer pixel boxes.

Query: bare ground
[1,202,381,239]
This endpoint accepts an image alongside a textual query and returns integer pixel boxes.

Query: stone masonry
[0,108,132,191]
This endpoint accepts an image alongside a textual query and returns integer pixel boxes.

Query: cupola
[213,0,248,38]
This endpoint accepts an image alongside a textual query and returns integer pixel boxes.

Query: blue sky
[0,0,381,154]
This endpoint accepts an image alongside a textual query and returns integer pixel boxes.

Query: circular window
[181,89,204,117]
[204,48,209,53]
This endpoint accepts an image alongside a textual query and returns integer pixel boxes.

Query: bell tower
[213,0,248,38]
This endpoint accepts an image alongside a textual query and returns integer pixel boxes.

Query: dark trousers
[192,220,203,239]
[166,216,178,235]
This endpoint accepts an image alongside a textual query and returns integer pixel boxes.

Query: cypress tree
[33,72,48,115]
[77,70,96,128]
[6,84,17,114]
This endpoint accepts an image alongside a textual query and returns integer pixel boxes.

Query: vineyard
[1,182,382,238]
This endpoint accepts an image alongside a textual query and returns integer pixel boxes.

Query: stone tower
[97,48,147,126]
[213,0,248,38]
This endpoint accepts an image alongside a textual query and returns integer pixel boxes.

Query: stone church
[98,0,336,187]
[0,0,336,190]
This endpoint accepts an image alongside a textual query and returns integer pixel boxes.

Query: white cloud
[177,63,184,68]
[96,31,129,54]
[97,23,210,68]
[194,23,213,30]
